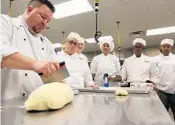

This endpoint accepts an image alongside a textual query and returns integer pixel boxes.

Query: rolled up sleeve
[0,15,19,60]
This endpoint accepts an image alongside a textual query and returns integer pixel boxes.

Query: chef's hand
[32,61,60,77]
[87,83,99,89]
[108,76,116,82]
[108,75,122,82]
[145,80,156,89]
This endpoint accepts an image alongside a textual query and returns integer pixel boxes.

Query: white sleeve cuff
[2,45,20,58]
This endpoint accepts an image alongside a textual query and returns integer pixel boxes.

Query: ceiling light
[53,0,93,19]
[146,26,175,36]
[86,36,113,43]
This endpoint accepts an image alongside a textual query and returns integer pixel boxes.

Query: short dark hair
[28,0,55,13]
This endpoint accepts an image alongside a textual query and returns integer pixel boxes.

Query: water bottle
[103,73,109,87]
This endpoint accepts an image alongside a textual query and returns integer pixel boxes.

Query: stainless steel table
[1,91,175,125]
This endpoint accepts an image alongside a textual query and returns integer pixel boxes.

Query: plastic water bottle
[103,73,109,87]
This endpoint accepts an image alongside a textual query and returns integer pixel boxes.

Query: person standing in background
[90,37,121,86]
[57,32,98,89]
[76,37,88,62]
[121,38,159,86]
[153,39,175,121]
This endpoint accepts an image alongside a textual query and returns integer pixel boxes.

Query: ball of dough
[115,87,128,96]
[25,82,74,111]
[115,95,128,102]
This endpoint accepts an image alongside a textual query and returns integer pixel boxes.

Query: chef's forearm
[109,75,122,82]
[1,52,35,70]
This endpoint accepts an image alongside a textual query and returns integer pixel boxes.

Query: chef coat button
[20,25,22,27]
[24,38,26,41]
[42,48,44,50]
[25,73,28,76]
[22,93,26,96]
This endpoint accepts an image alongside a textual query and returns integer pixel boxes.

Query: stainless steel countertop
[1,91,175,125]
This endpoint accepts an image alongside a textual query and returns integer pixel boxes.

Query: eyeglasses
[134,45,144,49]
[68,40,78,46]
[78,43,84,46]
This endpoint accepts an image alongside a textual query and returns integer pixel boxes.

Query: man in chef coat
[153,39,175,120]
[0,0,60,99]
[121,38,159,86]
[57,32,98,89]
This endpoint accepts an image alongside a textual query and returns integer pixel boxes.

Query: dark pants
[156,89,175,121]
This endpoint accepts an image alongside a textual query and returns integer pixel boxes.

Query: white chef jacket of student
[121,54,159,84]
[56,51,94,88]
[0,15,57,99]
[91,53,121,86]
[76,53,88,62]
[153,53,175,94]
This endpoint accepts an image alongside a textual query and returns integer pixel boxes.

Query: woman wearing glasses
[76,37,88,62]
[56,32,98,89]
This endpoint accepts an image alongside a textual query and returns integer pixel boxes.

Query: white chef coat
[0,15,57,99]
[121,54,159,84]
[91,53,121,86]
[76,53,88,62]
[153,53,175,94]
[56,51,94,88]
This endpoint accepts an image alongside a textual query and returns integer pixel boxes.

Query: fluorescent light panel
[86,36,113,43]
[146,26,175,36]
[53,0,93,19]
[53,43,62,48]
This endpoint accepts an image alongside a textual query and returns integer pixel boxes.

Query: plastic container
[103,73,109,87]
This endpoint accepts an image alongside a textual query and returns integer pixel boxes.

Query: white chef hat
[132,38,146,46]
[67,32,80,42]
[99,37,114,52]
[160,39,174,46]
[77,37,85,44]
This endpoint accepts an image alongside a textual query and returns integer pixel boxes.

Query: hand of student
[87,83,99,89]
[108,75,122,82]
[145,80,156,89]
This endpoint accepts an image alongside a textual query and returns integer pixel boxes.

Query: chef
[153,39,175,120]
[76,37,88,62]
[121,38,159,85]
[90,37,121,86]
[57,32,98,89]
[1,0,60,99]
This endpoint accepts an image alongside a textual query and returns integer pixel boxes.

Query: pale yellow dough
[115,96,129,102]
[115,87,128,96]
[25,82,74,111]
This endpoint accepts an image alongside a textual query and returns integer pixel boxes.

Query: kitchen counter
[1,91,174,125]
